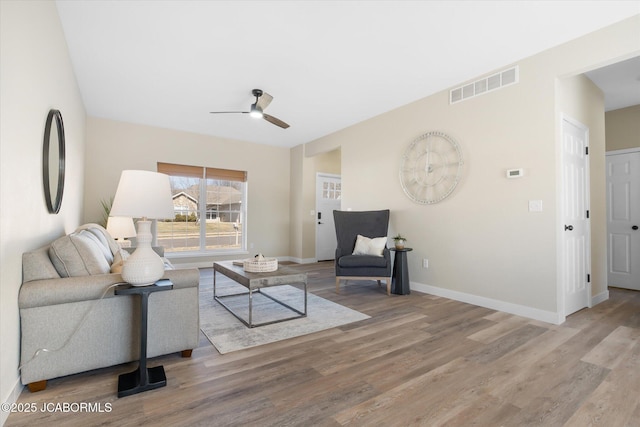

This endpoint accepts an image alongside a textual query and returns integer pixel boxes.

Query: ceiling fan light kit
[249,104,263,119]
[210,88,289,128]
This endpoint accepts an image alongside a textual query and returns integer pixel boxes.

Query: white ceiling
[584,55,640,112]
[55,1,640,148]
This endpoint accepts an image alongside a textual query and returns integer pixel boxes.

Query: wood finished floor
[6,262,640,427]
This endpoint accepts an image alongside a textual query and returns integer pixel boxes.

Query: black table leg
[115,283,172,397]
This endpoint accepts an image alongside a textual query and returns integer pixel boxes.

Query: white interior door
[606,150,640,290]
[561,116,591,316]
[316,174,341,261]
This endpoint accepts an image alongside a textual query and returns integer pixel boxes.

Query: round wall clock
[400,131,464,204]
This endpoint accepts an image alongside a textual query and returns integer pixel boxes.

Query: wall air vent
[450,66,519,104]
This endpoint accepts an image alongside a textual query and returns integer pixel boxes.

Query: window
[157,162,247,253]
[322,181,341,200]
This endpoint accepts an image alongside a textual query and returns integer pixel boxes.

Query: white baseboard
[591,290,609,306]
[170,261,212,269]
[286,257,318,264]
[411,282,564,325]
[1,377,23,426]
[171,256,319,269]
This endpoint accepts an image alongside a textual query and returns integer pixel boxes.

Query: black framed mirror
[43,109,65,214]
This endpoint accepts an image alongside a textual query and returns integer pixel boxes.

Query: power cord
[18,282,127,371]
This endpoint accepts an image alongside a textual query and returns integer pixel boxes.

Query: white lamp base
[121,220,165,286]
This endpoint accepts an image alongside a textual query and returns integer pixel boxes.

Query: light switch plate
[529,200,543,212]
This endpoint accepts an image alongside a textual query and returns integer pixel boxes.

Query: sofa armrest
[19,274,125,309]
[19,268,200,309]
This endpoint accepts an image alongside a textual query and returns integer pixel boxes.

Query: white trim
[591,290,610,306]
[606,147,640,156]
[288,256,318,264]
[170,261,215,269]
[1,379,24,426]
[411,282,564,325]
[166,250,249,259]
[173,255,317,269]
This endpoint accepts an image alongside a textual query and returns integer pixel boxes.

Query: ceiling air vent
[450,66,519,104]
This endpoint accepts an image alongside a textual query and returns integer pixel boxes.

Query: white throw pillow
[352,234,387,257]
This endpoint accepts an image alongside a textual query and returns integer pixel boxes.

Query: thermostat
[506,168,524,179]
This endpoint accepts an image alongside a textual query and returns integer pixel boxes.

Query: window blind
[158,162,246,182]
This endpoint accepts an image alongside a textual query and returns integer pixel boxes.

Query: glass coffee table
[213,261,308,328]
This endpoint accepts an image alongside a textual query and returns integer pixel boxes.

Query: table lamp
[109,170,174,286]
[106,216,137,248]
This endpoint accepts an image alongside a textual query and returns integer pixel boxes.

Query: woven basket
[243,257,278,273]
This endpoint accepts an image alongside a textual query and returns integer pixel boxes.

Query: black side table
[115,280,173,397]
[391,248,412,295]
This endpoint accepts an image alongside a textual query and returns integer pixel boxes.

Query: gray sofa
[19,224,200,392]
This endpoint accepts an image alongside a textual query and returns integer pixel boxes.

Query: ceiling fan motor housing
[210,88,289,128]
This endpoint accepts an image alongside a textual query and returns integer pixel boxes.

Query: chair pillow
[352,234,387,257]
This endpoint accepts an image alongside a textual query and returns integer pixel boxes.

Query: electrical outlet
[423,258,429,268]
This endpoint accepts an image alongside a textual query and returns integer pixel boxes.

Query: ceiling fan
[210,89,290,129]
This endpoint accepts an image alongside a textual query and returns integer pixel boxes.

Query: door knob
[633,225,639,230]
[564,225,574,231]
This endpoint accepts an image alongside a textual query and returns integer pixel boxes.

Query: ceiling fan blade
[209,111,249,114]
[256,92,273,111]
[263,114,290,129]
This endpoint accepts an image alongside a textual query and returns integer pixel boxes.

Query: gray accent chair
[333,209,392,295]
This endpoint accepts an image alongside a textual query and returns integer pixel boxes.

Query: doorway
[606,149,640,290]
[315,173,341,261]
[560,115,591,316]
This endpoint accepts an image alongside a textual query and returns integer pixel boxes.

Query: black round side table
[390,248,412,295]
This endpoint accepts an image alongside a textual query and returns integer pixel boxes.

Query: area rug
[200,281,370,354]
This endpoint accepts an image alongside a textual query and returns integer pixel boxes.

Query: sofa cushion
[352,234,387,257]
[22,246,61,282]
[338,254,388,268]
[49,230,112,277]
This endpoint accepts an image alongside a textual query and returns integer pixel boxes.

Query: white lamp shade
[109,170,173,286]
[106,216,136,239]
[110,170,174,219]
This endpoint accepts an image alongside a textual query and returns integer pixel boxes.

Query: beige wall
[301,15,639,322]
[289,146,341,262]
[84,118,291,267]
[0,0,86,415]
[301,148,341,260]
[1,3,638,413]
[605,105,640,151]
